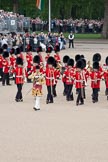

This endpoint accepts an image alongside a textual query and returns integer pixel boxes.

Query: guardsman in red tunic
[36,46,43,66]
[63,58,74,101]
[74,60,85,106]
[52,60,60,97]
[26,45,33,82]
[89,62,102,103]
[45,46,53,68]
[62,55,70,96]
[103,57,108,97]
[45,56,55,104]
[0,48,3,82]
[10,48,16,80]
[54,45,62,70]
[12,57,25,102]
[2,51,11,86]
[15,48,24,60]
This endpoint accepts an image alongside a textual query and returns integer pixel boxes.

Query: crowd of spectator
[0,31,67,52]
[0,10,104,34]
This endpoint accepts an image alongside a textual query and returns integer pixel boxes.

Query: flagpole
[49,0,51,32]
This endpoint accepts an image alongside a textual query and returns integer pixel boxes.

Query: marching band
[0,43,108,111]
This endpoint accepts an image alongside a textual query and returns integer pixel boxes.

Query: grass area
[64,33,102,39]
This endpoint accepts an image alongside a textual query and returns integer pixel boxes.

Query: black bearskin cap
[106,56,108,65]
[33,55,40,64]
[76,60,83,69]
[26,45,32,52]
[68,58,74,67]
[2,44,8,50]
[36,46,42,53]
[53,60,57,68]
[3,51,9,58]
[46,46,53,53]
[63,55,70,63]
[81,59,86,69]
[47,56,55,65]
[0,48,3,54]
[10,48,15,54]
[16,57,23,65]
[54,45,60,53]
[80,55,85,59]
[75,54,81,62]
[93,61,99,70]
[15,48,21,55]
[93,53,101,62]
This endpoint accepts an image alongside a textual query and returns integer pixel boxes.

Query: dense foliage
[0,0,104,20]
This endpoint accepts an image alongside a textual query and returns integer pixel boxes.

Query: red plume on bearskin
[10,48,15,55]
[54,45,60,53]
[36,46,42,53]
[27,44,32,52]
[46,47,53,53]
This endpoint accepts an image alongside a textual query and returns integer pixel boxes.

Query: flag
[36,0,44,10]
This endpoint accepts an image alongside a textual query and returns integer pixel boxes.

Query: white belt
[46,77,54,80]
[16,76,23,78]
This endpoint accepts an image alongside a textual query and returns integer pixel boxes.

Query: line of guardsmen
[0,43,108,110]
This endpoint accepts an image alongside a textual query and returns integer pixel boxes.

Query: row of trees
[0,0,108,38]
[1,0,104,19]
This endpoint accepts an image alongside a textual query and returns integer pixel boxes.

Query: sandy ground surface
[0,41,108,162]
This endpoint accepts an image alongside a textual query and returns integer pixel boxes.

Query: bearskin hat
[54,45,60,53]
[106,56,108,65]
[26,44,32,52]
[46,46,53,53]
[63,55,70,63]
[0,48,3,54]
[68,58,74,67]
[36,46,42,53]
[2,44,8,50]
[16,57,23,65]
[10,48,15,55]
[33,55,40,64]
[93,61,99,70]
[15,48,21,55]
[75,54,81,62]
[3,51,9,58]
[93,53,101,62]
[53,60,57,68]
[81,59,86,69]
[80,55,85,59]
[76,60,83,69]
[47,56,55,65]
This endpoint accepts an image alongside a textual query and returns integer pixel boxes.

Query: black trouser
[76,88,84,104]
[16,84,23,100]
[47,86,53,102]
[63,82,68,95]
[92,88,99,102]
[27,68,31,83]
[66,84,74,100]
[2,73,10,85]
[105,88,108,96]
[69,39,74,48]
[0,68,3,82]
[52,84,57,97]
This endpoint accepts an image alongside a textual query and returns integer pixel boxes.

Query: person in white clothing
[68,32,74,48]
